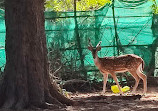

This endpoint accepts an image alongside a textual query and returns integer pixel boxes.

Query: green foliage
[45,0,111,11]
[150,0,158,14]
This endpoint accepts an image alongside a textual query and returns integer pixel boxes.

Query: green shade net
[0,9,5,71]
[0,0,158,80]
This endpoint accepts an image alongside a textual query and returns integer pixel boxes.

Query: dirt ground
[66,87,158,111]
[0,87,158,111]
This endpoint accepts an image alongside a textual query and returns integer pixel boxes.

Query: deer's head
[88,39,102,59]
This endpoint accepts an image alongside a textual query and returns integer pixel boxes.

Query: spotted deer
[88,40,147,95]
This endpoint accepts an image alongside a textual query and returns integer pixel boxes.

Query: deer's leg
[103,74,108,93]
[111,73,123,94]
[136,67,147,95]
[129,70,140,94]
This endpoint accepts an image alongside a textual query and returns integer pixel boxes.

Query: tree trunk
[147,14,158,76]
[74,0,87,80]
[0,0,74,109]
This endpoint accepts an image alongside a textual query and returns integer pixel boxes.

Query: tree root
[29,102,62,110]
[45,89,65,107]
[40,102,61,109]
[49,83,75,106]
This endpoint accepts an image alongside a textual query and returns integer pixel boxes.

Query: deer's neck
[93,55,100,67]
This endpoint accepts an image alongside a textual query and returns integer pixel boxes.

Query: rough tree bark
[0,0,74,109]
[147,14,158,76]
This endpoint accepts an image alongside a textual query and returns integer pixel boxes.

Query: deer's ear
[88,46,93,51]
[96,46,101,51]
[96,41,102,47]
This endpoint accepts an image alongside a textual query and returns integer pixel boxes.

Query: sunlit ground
[67,87,158,111]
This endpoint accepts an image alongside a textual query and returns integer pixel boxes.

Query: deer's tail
[140,59,145,72]
[142,59,145,70]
